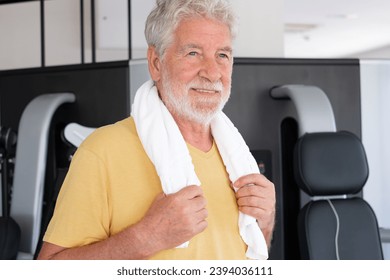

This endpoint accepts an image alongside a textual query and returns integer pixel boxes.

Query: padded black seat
[0,216,20,259]
[294,131,383,260]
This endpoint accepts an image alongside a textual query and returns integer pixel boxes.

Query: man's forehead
[172,18,232,47]
[175,16,231,36]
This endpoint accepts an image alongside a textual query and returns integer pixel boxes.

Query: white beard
[160,71,231,125]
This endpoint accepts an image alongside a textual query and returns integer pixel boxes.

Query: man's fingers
[233,173,272,189]
[173,185,203,199]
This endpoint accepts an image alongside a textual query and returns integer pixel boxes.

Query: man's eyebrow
[179,44,233,54]
[179,44,202,53]
[219,46,233,54]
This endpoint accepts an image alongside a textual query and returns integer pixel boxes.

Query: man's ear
[147,46,162,82]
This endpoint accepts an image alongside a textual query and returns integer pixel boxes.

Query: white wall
[360,60,390,259]
[0,0,284,70]
[231,0,284,57]
[0,0,89,70]
[97,0,285,59]
[0,1,41,69]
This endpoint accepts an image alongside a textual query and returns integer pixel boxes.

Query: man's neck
[173,116,213,153]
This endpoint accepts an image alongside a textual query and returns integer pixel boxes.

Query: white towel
[131,80,268,260]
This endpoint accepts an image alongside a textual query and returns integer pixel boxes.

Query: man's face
[155,17,233,125]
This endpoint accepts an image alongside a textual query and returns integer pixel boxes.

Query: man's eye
[188,51,198,56]
[219,53,229,59]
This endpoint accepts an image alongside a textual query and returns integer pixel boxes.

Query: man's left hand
[233,173,276,246]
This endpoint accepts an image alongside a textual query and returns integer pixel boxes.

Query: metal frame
[11,93,75,259]
[270,84,337,136]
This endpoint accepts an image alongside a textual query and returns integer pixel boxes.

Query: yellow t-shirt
[44,117,247,259]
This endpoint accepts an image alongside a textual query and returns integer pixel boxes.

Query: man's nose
[198,57,222,83]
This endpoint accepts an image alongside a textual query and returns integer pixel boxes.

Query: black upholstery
[294,131,383,260]
[0,216,20,260]
[294,131,369,196]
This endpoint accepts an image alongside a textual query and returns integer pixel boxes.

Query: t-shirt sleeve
[43,146,111,248]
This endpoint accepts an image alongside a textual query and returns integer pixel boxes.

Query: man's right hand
[138,185,208,252]
[37,186,208,260]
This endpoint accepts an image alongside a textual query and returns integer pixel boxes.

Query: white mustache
[187,80,223,93]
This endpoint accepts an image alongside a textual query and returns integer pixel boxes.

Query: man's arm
[37,185,208,260]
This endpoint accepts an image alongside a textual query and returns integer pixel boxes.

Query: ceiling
[2,0,389,59]
[283,0,390,58]
[107,0,390,59]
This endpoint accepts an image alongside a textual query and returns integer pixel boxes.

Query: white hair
[145,0,237,57]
